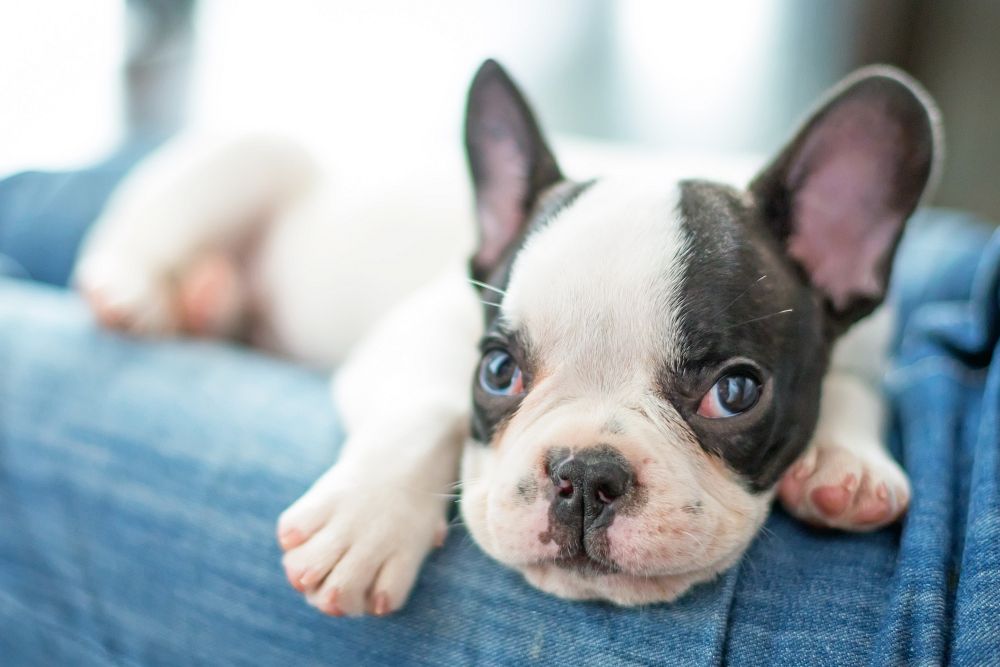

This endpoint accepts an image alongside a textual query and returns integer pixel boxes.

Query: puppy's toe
[280,524,349,592]
[76,253,178,335]
[276,482,341,552]
[307,546,383,617]
[369,520,446,616]
[780,442,910,531]
[278,468,444,616]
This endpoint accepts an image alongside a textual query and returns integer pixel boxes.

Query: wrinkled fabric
[0,162,998,665]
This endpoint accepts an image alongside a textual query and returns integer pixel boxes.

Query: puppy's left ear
[465,59,563,281]
[751,66,940,329]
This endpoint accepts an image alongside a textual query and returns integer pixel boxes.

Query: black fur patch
[666,180,832,491]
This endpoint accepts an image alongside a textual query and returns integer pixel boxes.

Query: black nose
[550,446,634,532]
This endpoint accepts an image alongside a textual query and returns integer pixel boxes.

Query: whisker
[757,524,778,542]
[719,274,767,314]
[469,279,507,296]
[722,308,794,330]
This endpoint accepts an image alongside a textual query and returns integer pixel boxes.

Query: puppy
[75,60,939,615]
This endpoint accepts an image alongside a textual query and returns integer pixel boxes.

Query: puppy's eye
[697,372,761,418]
[479,349,524,396]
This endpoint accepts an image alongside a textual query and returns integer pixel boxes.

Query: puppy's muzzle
[548,445,635,534]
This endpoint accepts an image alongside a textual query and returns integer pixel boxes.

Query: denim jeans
[1,158,998,665]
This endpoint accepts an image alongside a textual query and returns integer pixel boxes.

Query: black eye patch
[470,327,534,444]
[671,180,831,491]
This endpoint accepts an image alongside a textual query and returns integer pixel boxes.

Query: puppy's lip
[549,553,619,575]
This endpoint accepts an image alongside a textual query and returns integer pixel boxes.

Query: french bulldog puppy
[75,60,938,615]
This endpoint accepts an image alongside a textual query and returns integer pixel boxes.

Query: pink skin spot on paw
[810,482,853,518]
[284,565,307,593]
[322,589,345,617]
[177,252,240,336]
[296,567,326,591]
[372,592,392,617]
[277,527,306,551]
[853,483,893,525]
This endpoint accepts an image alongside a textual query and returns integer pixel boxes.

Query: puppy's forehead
[502,177,690,374]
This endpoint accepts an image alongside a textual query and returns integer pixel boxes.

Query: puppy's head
[459,60,938,604]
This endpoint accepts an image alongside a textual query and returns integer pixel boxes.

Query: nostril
[557,477,574,498]
[595,481,626,505]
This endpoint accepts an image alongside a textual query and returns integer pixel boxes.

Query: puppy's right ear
[750,67,940,330]
[465,59,562,281]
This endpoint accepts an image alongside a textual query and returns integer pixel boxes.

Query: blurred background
[1,0,998,218]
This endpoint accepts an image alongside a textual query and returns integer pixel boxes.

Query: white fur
[504,176,689,372]
[74,134,903,614]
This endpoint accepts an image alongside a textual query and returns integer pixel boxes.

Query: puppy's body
[75,62,935,615]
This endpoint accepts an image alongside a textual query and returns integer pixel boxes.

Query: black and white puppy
[75,60,938,615]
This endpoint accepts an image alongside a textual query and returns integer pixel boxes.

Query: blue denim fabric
[0,139,161,286]
[0,159,998,665]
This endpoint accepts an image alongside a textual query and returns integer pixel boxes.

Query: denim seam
[898,301,977,356]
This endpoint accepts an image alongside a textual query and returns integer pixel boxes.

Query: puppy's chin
[460,466,771,606]
[505,510,761,605]
[517,555,744,606]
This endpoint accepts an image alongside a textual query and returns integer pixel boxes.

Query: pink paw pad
[810,486,850,517]
[177,253,242,336]
[809,475,856,518]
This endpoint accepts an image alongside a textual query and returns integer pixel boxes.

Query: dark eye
[697,372,761,418]
[479,349,525,396]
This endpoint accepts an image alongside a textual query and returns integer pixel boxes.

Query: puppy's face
[459,61,937,604]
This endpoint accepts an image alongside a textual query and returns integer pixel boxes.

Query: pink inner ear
[476,129,530,270]
[787,102,908,312]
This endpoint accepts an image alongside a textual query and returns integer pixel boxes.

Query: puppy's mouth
[551,552,619,575]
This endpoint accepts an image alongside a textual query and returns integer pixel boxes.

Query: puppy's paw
[277,466,447,617]
[778,441,910,531]
[75,249,179,335]
[77,249,242,337]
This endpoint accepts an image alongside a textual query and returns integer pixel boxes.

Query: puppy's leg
[278,269,481,616]
[74,135,318,336]
[779,307,911,530]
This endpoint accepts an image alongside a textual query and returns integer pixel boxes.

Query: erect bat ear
[464,59,563,282]
[750,66,940,329]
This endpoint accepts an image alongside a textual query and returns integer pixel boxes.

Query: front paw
[75,249,179,335]
[277,466,448,617]
[76,248,243,337]
[778,441,911,531]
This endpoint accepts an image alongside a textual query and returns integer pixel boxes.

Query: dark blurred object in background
[124,0,195,138]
